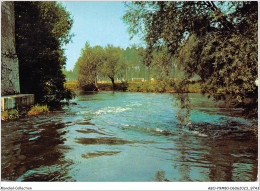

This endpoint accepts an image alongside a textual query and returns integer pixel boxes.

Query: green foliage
[63,69,77,81]
[143,82,156,92]
[187,83,202,93]
[120,81,129,91]
[154,80,168,93]
[8,109,19,119]
[120,46,147,80]
[27,104,49,115]
[128,78,170,93]
[1,109,19,120]
[75,42,104,90]
[14,1,73,107]
[78,80,202,93]
[75,43,150,91]
[76,43,123,90]
[96,82,114,91]
[100,45,123,89]
[123,1,258,117]
[65,81,79,91]
[126,81,144,92]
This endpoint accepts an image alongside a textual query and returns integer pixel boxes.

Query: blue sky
[61,1,142,70]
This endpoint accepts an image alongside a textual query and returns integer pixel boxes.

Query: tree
[63,69,77,81]
[100,45,122,89]
[75,42,104,90]
[120,46,144,81]
[14,1,73,106]
[120,47,132,81]
[124,1,258,116]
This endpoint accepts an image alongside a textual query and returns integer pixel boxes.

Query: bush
[97,83,113,91]
[1,109,19,120]
[82,83,98,91]
[119,81,129,91]
[27,105,49,115]
[187,82,202,93]
[154,80,168,92]
[143,82,155,92]
[127,82,142,92]
[65,81,79,91]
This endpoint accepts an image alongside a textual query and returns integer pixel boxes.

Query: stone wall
[1,1,20,96]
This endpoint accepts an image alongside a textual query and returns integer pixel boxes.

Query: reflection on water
[1,92,258,182]
[75,137,133,145]
[175,93,191,127]
[155,171,170,182]
[75,129,106,135]
[81,151,121,159]
[1,120,74,181]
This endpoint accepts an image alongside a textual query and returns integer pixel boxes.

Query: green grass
[127,81,202,93]
[1,109,19,120]
[187,83,202,93]
[27,104,49,115]
[66,80,204,93]
[65,81,79,91]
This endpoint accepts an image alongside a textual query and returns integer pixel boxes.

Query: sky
[61,1,142,71]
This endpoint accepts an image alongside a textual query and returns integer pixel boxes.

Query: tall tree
[100,45,122,89]
[63,69,77,81]
[123,1,258,116]
[120,46,144,81]
[76,42,104,90]
[14,1,73,106]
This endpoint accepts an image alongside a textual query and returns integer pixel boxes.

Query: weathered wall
[1,94,34,111]
[1,1,20,96]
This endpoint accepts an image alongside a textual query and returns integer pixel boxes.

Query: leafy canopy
[75,42,104,90]
[123,1,258,116]
[100,45,123,86]
[15,1,73,106]
[75,43,124,90]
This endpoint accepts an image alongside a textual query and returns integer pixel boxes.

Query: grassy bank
[65,80,203,93]
[1,105,50,121]
[65,81,79,91]
[1,109,20,120]
[27,104,49,116]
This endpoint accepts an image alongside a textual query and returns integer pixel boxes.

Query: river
[1,92,258,182]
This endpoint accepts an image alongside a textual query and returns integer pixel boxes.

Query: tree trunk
[148,67,150,82]
[126,67,128,81]
[110,77,115,90]
[95,74,98,87]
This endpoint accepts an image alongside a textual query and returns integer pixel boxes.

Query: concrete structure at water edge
[1,94,34,111]
[1,1,34,111]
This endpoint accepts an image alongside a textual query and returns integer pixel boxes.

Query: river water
[1,92,258,182]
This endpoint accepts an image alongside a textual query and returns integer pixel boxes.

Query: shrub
[1,109,19,120]
[27,104,49,115]
[154,80,168,92]
[127,82,142,92]
[82,83,98,91]
[119,81,129,91]
[187,82,202,93]
[65,81,79,91]
[143,82,155,92]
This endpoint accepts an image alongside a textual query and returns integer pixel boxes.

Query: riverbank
[1,104,64,121]
[65,80,204,93]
